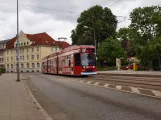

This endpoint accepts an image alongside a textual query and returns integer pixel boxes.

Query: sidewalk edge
[25,78,53,120]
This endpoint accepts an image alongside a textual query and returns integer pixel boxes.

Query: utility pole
[16,0,20,82]
[58,37,67,49]
[94,29,97,58]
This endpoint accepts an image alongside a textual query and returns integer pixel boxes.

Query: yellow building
[0,40,8,68]
[5,31,70,73]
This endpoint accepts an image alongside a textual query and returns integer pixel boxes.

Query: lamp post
[16,0,20,82]
[84,26,97,57]
[58,37,67,50]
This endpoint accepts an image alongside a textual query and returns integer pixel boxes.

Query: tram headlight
[83,66,86,68]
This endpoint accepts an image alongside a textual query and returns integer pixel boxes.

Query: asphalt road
[26,73,161,120]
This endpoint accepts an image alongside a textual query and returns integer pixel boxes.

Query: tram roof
[42,45,95,60]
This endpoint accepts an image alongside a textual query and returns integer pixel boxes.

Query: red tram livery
[42,45,97,76]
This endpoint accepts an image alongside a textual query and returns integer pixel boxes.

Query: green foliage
[71,5,117,45]
[98,37,125,63]
[117,28,131,41]
[130,6,161,42]
[0,68,6,73]
[0,68,5,75]
[129,6,161,68]
[97,66,117,71]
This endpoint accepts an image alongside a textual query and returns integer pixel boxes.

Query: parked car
[124,63,141,70]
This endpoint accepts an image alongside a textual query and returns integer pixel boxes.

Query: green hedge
[97,66,117,71]
[0,68,6,73]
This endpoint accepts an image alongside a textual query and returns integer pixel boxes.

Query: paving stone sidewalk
[0,74,46,120]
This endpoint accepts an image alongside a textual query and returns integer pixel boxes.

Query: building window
[32,55,34,60]
[7,57,9,62]
[21,64,24,68]
[27,48,28,53]
[27,42,29,45]
[37,54,39,60]
[32,48,34,52]
[27,55,29,60]
[21,43,23,46]
[11,57,13,61]
[37,47,39,52]
[37,63,40,68]
[27,63,29,68]
[11,64,13,69]
[24,43,26,46]
[32,63,35,68]
[7,64,9,69]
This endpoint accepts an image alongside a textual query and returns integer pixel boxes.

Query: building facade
[0,40,9,68]
[5,31,70,73]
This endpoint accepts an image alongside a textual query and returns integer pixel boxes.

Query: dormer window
[24,43,26,46]
[27,42,28,45]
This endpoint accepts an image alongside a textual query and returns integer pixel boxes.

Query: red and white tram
[42,45,97,76]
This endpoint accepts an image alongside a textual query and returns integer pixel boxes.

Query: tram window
[69,60,71,67]
[74,53,81,66]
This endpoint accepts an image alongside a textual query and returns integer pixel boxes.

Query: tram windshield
[81,53,96,66]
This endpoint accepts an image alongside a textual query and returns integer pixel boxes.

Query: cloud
[0,0,161,44]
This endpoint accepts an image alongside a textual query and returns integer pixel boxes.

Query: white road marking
[151,90,161,97]
[87,81,92,84]
[116,85,122,90]
[131,87,140,94]
[94,82,99,85]
[104,84,109,88]
[80,80,84,83]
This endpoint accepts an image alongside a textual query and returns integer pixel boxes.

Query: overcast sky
[0,0,161,44]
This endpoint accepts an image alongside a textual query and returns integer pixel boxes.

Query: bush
[0,68,5,73]
[97,66,117,71]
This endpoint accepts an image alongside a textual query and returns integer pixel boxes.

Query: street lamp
[16,0,20,82]
[84,26,97,57]
[58,37,67,50]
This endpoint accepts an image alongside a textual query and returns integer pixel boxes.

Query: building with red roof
[5,31,70,73]
[0,40,9,68]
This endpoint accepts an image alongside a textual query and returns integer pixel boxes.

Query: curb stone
[25,77,53,120]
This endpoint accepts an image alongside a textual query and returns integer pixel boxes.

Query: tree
[129,6,161,69]
[98,37,125,64]
[71,5,117,45]
[117,28,136,57]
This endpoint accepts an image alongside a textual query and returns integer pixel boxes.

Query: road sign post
[116,58,121,71]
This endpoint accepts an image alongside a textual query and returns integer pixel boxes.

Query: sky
[0,0,161,44]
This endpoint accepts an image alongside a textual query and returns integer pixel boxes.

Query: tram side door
[74,53,81,75]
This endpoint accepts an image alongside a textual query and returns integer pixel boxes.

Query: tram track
[73,75,161,91]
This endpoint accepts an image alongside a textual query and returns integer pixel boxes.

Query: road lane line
[104,84,109,88]
[87,81,92,84]
[151,90,161,97]
[80,80,84,83]
[94,82,99,85]
[116,85,122,90]
[131,87,140,94]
